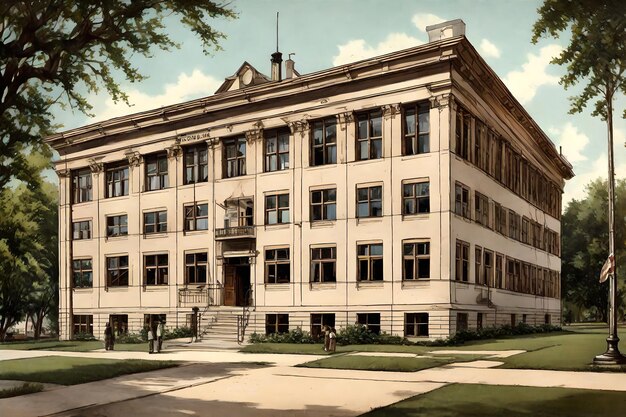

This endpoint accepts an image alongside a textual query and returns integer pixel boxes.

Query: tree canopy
[532,0,626,119]
[0,0,236,189]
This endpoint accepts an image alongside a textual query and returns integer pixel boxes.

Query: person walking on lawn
[104,322,114,351]
[328,327,337,352]
[323,325,330,351]
[147,326,155,354]
[156,320,164,353]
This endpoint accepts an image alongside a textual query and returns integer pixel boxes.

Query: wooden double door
[223,260,251,307]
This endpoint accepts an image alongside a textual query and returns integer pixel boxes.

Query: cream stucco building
[48,20,573,341]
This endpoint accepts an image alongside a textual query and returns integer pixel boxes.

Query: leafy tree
[0,1,236,189]
[561,179,626,322]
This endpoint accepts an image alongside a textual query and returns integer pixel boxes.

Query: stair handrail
[237,288,253,344]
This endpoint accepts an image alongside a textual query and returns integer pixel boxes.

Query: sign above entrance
[178,131,210,144]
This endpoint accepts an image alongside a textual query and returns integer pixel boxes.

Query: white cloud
[87,69,222,123]
[503,44,562,104]
[550,122,590,164]
[479,39,500,59]
[411,13,445,32]
[332,33,423,66]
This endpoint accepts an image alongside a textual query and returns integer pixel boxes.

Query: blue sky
[51,0,626,206]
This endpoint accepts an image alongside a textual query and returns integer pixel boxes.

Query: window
[455,107,471,160]
[455,182,470,219]
[310,188,336,221]
[144,254,168,286]
[72,220,91,240]
[506,258,515,291]
[511,314,516,327]
[403,241,430,280]
[265,314,289,335]
[265,193,289,224]
[311,247,336,283]
[357,313,381,335]
[72,258,93,288]
[545,314,551,325]
[522,314,528,324]
[106,255,129,287]
[477,313,484,330]
[474,192,489,227]
[403,102,430,155]
[356,110,383,160]
[265,248,290,284]
[265,129,289,172]
[184,203,208,231]
[105,165,129,198]
[483,250,493,287]
[405,313,428,337]
[402,181,429,215]
[224,198,254,227]
[475,246,482,284]
[495,254,504,288]
[185,252,208,284]
[311,117,337,166]
[508,211,521,241]
[72,169,92,203]
[457,313,468,331]
[455,240,469,282]
[224,137,246,178]
[357,243,383,282]
[106,215,128,237]
[184,145,208,184]
[110,314,128,335]
[73,315,93,335]
[357,185,382,218]
[521,217,530,244]
[144,210,167,234]
[311,313,335,340]
[145,153,168,191]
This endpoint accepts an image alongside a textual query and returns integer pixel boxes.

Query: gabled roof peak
[215,61,270,94]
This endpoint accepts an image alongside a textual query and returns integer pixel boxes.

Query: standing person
[323,325,330,352]
[329,327,337,352]
[104,322,113,351]
[147,325,155,354]
[156,320,164,353]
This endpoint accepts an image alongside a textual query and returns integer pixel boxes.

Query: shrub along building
[48,20,573,342]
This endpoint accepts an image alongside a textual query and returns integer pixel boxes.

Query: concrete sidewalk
[2,348,626,417]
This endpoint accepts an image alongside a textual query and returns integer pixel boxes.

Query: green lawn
[361,383,626,417]
[0,383,44,399]
[0,339,149,352]
[242,325,626,372]
[0,356,179,385]
[299,354,485,372]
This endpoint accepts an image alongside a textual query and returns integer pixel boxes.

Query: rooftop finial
[276,12,279,53]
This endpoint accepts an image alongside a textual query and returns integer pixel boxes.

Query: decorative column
[56,168,72,340]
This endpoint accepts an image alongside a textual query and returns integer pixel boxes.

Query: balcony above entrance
[215,225,255,240]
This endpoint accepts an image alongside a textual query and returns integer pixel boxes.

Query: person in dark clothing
[104,322,114,351]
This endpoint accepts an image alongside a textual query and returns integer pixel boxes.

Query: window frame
[356,109,383,161]
[144,153,169,191]
[310,188,337,222]
[310,117,337,166]
[105,164,129,198]
[106,214,128,238]
[72,168,92,204]
[455,182,470,219]
[402,180,430,215]
[402,101,430,155]
[265,193,290,225]
[402,241,430,280]
[184,203,209,231]
[455,240,470,282]
[223,136,246,178]
[310,313,335,340]
[357,313,381,334]
[144,253,169,286]
[356,184,383,218]
[72,220,92,240]
[474,191,489,227]
[73,315,93,335]
[185,252,208,285]
[405,313,429,337]
[144,210,167,235]
[183,144,209,184]
[357,242,384,282]
[264,247,290,284]
[264,128,290,172]
[310,246,336,283]
[106,255,129,287]
[72,258,93,288]
[265,313,289,335]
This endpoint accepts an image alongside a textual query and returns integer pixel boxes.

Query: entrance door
[223,265,237,306]
[223,258,251,307]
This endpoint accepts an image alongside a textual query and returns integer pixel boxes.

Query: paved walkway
[1,347,626,417]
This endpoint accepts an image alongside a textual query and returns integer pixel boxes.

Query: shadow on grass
[362,384,626,417]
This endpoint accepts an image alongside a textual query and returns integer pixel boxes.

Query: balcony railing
[215,225,255,240]
[178,284,223,307]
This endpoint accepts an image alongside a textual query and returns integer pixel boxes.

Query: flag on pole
[599,253,614,283]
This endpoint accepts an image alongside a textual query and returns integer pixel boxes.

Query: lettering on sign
[178,131,210,143]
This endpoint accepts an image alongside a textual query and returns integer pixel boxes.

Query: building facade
[48,20,573,341]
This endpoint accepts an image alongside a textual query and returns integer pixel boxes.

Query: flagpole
[593,96,626,365]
